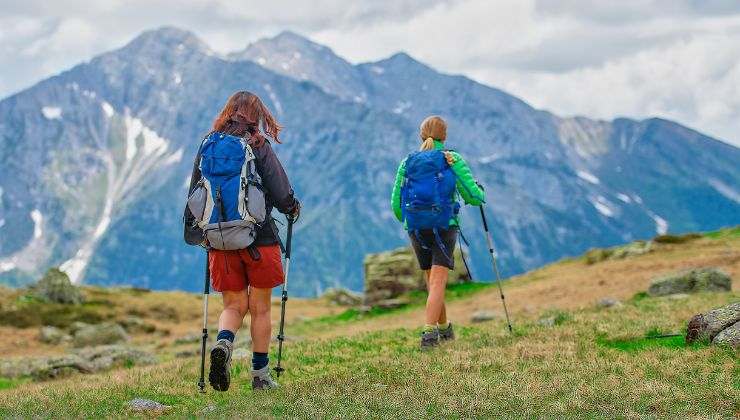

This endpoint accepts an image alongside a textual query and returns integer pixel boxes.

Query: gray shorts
[408,228,458,270]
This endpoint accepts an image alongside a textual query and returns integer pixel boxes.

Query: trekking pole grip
[285,217,293,259]
[479,205,490,232]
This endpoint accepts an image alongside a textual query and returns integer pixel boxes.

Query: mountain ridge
[0,26,738,295]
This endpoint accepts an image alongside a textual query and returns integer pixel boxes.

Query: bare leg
[425,265,449,325]
[424,269,447,325]
[248,287,273,353]
[218,290,249,333]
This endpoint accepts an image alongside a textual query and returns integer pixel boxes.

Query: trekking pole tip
[273,366,285,377]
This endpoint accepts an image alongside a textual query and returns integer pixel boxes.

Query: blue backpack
[186,132,266,250]
[400,150,459,253]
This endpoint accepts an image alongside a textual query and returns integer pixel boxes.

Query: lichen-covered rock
[364,246,470,305]
[0,354,92,380]
[649,268,732,296]
[686,302,740,344]
[471,310,498,323]
[38,326,71,344]
[73,345,156,371]
[31,268,84,304]
[128,398,170,413]
[585,241,653,264]
[322,288,362,306]
[597,297,622,308]
[73,322,129,347]
[712,321,740,348]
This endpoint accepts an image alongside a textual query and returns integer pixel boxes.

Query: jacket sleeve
[255,141,298,215]
[448,151,485,206]
[391,158,407,222]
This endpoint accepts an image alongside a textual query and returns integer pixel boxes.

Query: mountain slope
[0,27,739,294]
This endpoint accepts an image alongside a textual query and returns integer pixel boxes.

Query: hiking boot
[439,322,455,341]
[208,339,233,391]
[420,328,440,350]
[251,366,279,390]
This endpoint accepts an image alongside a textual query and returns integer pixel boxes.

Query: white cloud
[0,0,739,146]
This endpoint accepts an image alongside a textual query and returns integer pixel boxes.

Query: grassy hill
[0,228,738,418]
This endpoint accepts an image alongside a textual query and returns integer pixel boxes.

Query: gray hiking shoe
[251,366,280,390]
[439,322,455,341]
[209,339,233,391]
[420,328,440,350]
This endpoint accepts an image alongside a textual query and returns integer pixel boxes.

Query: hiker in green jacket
[391,115,485,350]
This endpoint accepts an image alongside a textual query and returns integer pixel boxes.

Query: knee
[225,300,249,318]
[250,300,271,319]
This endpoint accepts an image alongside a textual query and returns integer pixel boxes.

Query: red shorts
[208,245,284,292]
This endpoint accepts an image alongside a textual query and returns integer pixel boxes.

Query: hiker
[391,116,485,350]
[184,91,300,391]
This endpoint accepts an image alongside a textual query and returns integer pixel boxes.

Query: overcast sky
[1,0,739,145]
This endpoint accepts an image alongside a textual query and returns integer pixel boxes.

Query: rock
[73,322,129,347]
[712,320,740,348]
[363,246,471,306]
[471,310,498,323]
[374,298,409,310]
[69,321,91,333]
[31,268,84,304]
[0,354,92,380]
[596,298,622,308]
[39,326,71,344]
[174,333,200,344]
[648,268,732,296]
[322,288,363,306]
[119,316,156,334]
[686,302,740,344]
[537,317,556,327]
[73,345,156,371]
[175,349,198,358]
[232,348,250,360]
[128,398,170,412]
[585,241,653,264]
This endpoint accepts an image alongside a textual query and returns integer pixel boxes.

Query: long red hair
[212,91,282,147]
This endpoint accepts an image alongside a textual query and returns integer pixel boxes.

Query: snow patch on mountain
[173,72,182,85]
[708,178,740,203]
[101,101,114,118]
[41,106,62,120]
[0,209,51,275]
[616,193,632,203]
[392,101,412,115]
[370,66,384,75]
[577,170,600,185]
[645,210,669,235]
[591,196,615,217]
[263,84,283,116]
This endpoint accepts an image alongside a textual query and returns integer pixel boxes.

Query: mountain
[1,27,738,295]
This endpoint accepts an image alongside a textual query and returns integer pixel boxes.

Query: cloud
[0,0,738,146]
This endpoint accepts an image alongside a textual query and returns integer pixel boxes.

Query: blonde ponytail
[420,137,435,151]
[418,115,447,151]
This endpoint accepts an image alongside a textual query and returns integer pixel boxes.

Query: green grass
[0,377,29,391]
[703,225,740,240]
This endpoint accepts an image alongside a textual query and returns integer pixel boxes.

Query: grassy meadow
[0,227,737,418]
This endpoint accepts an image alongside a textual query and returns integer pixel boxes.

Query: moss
[703,226,740,240]
[0,301,111,328]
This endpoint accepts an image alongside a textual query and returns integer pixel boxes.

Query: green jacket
[391,140,485,228]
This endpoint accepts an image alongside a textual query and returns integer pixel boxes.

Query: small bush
[653,233,702,244]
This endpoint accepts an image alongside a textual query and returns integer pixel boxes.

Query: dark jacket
[184,131,298,247]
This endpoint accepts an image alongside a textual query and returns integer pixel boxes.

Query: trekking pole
[479,205,513,333]
[458,229,474,282]
[273,216,294,378]
[197,251,210,393]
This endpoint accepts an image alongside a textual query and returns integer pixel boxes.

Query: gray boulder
[686,302,740,344]
[73,345,156,371]
[31,268,84,304]
[73,322,129,347]
[648,268,732,297]
[364,247,470,306]
[322,288,363,306]
[712,321,740,348]
[128,398,170,412]
[38,326,71,345]
[0,354,92,380]
[471,310,498,323]
[597,297,622,308]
